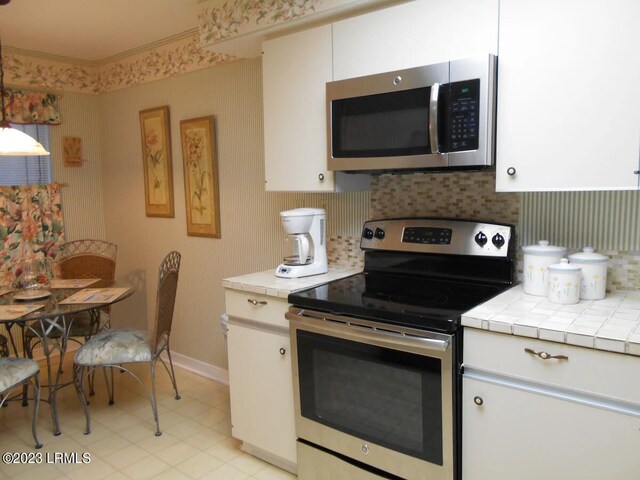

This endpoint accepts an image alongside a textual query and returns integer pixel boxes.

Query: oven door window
[297,330,443,465]
[331,87,433,158]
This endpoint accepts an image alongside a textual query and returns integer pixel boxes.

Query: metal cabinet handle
[507,167,516,176]
[247,298,267,306]
[525,347,568,361]
[318,173,325,181]
[279,347,286,355]
[473,396,484,406]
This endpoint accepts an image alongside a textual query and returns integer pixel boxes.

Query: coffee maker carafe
[276,208,328,278]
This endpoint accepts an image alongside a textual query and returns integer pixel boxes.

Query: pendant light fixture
[0,39,50,156]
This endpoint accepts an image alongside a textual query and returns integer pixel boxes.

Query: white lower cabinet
[463,329,640,480]
[225,291,297,472]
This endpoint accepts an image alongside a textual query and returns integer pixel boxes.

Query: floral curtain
[0,184,65,286]
[2,89,61,125]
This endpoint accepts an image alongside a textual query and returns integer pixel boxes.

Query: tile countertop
[462,284,640,356]
[222,266,361,299]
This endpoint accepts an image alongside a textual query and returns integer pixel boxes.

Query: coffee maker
[276,208,328,278]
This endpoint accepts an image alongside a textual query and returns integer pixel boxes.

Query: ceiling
[0,0,203,62]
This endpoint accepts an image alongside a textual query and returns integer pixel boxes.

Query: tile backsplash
[330,170,640,293]
[371,170,519,225]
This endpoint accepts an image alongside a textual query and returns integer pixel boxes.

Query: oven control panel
[361,218,513,257]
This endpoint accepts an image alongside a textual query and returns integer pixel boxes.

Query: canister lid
[522,240,566,256]
[548,258,581,273]
[568,247,609,264]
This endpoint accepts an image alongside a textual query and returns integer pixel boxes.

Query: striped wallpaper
[97,58,369,370]
[520,191,640,252]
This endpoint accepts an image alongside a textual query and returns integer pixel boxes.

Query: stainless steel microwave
[326,55,497,173]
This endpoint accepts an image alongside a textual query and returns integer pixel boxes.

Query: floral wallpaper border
[198,0,326,47]
[2,34,234,95]
[3,0,371,94]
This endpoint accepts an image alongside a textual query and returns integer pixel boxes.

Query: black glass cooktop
[288,272,509,333]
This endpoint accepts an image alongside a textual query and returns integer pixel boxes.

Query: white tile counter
[222,266,360,298]
[462,284,640,356]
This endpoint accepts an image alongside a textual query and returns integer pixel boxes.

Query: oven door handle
[286,309,451,353]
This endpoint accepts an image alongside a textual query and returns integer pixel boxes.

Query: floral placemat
[59,288,129,305]
[0,305,44,320]
[50,279,100,289]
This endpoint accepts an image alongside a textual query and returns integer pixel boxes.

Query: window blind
[0,124,52,186]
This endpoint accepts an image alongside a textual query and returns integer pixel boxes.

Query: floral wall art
[180,116,220,237]
[139,106,174,218]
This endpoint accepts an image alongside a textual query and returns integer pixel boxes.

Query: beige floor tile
[103,444,151,469]
[174,451,224,478]
[136,430,181,453]
[153,441,200,467]
[0,360,282,480]
[121,455,171,480]
[59,458,116,480]
[86,434,132,457]
[199,463,249,480]
[228,452,270,476]
[149,468,193,480]
[253,464,298,480]
[182,428,228,451]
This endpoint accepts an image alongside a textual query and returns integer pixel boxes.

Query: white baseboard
[29,344,228,385]
[162,351,229,385]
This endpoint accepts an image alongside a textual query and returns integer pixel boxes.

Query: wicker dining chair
[0,357,42,448]
[73,251,181,437]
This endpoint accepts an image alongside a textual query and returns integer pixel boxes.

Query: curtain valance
[2,89,61,125]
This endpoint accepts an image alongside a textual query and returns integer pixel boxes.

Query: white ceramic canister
[522,241,567,296]
[548,259,581,304]
[568,247,609,300]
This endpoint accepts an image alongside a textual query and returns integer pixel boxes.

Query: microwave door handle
[429,83,440,154]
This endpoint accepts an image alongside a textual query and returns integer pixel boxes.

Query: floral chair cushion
[0,357,39,393]
[74,329,152,366]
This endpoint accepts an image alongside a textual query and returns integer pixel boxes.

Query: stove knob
[374,228,386,240]
[474,232,488,246]
[363,227,374,240]
[492,233,505,248]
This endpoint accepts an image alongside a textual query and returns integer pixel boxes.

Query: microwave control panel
[446,79,480,152]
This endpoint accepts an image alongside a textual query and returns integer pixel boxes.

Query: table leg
[24,315,70,436]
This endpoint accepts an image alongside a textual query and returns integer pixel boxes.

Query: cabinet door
[227,323,297,464]
[262,24,337,192]
[463,376,640,480]
[496,0,640,191]
[333,0,499,81]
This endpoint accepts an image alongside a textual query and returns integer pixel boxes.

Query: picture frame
[139,106,174,217]
[180,116,221,238]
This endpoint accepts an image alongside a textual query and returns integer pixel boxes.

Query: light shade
[0,125,50,156]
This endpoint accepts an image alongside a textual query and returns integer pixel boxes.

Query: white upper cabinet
[262,25,369,192]
[332,0,499,81]
[263,24,335,192]
[496,0,640,191]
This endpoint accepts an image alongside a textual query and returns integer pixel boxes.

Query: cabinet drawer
[464,328,640,404]
[224,289,289,328]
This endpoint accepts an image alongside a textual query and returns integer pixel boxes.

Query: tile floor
[0,355,296,480]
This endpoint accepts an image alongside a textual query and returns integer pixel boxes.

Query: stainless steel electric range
[286,218,516,480]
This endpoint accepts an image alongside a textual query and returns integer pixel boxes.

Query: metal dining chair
[73,251,181,436]
[24,240,117,394]
[0,357,42,448]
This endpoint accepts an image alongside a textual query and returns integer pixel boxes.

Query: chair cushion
[0,358,39,393]
[74,329,152,366]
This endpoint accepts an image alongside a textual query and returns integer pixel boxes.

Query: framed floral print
[139,106,175,217]
[180,116,221,238]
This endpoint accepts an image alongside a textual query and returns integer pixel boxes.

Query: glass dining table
[0,282,134,436]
